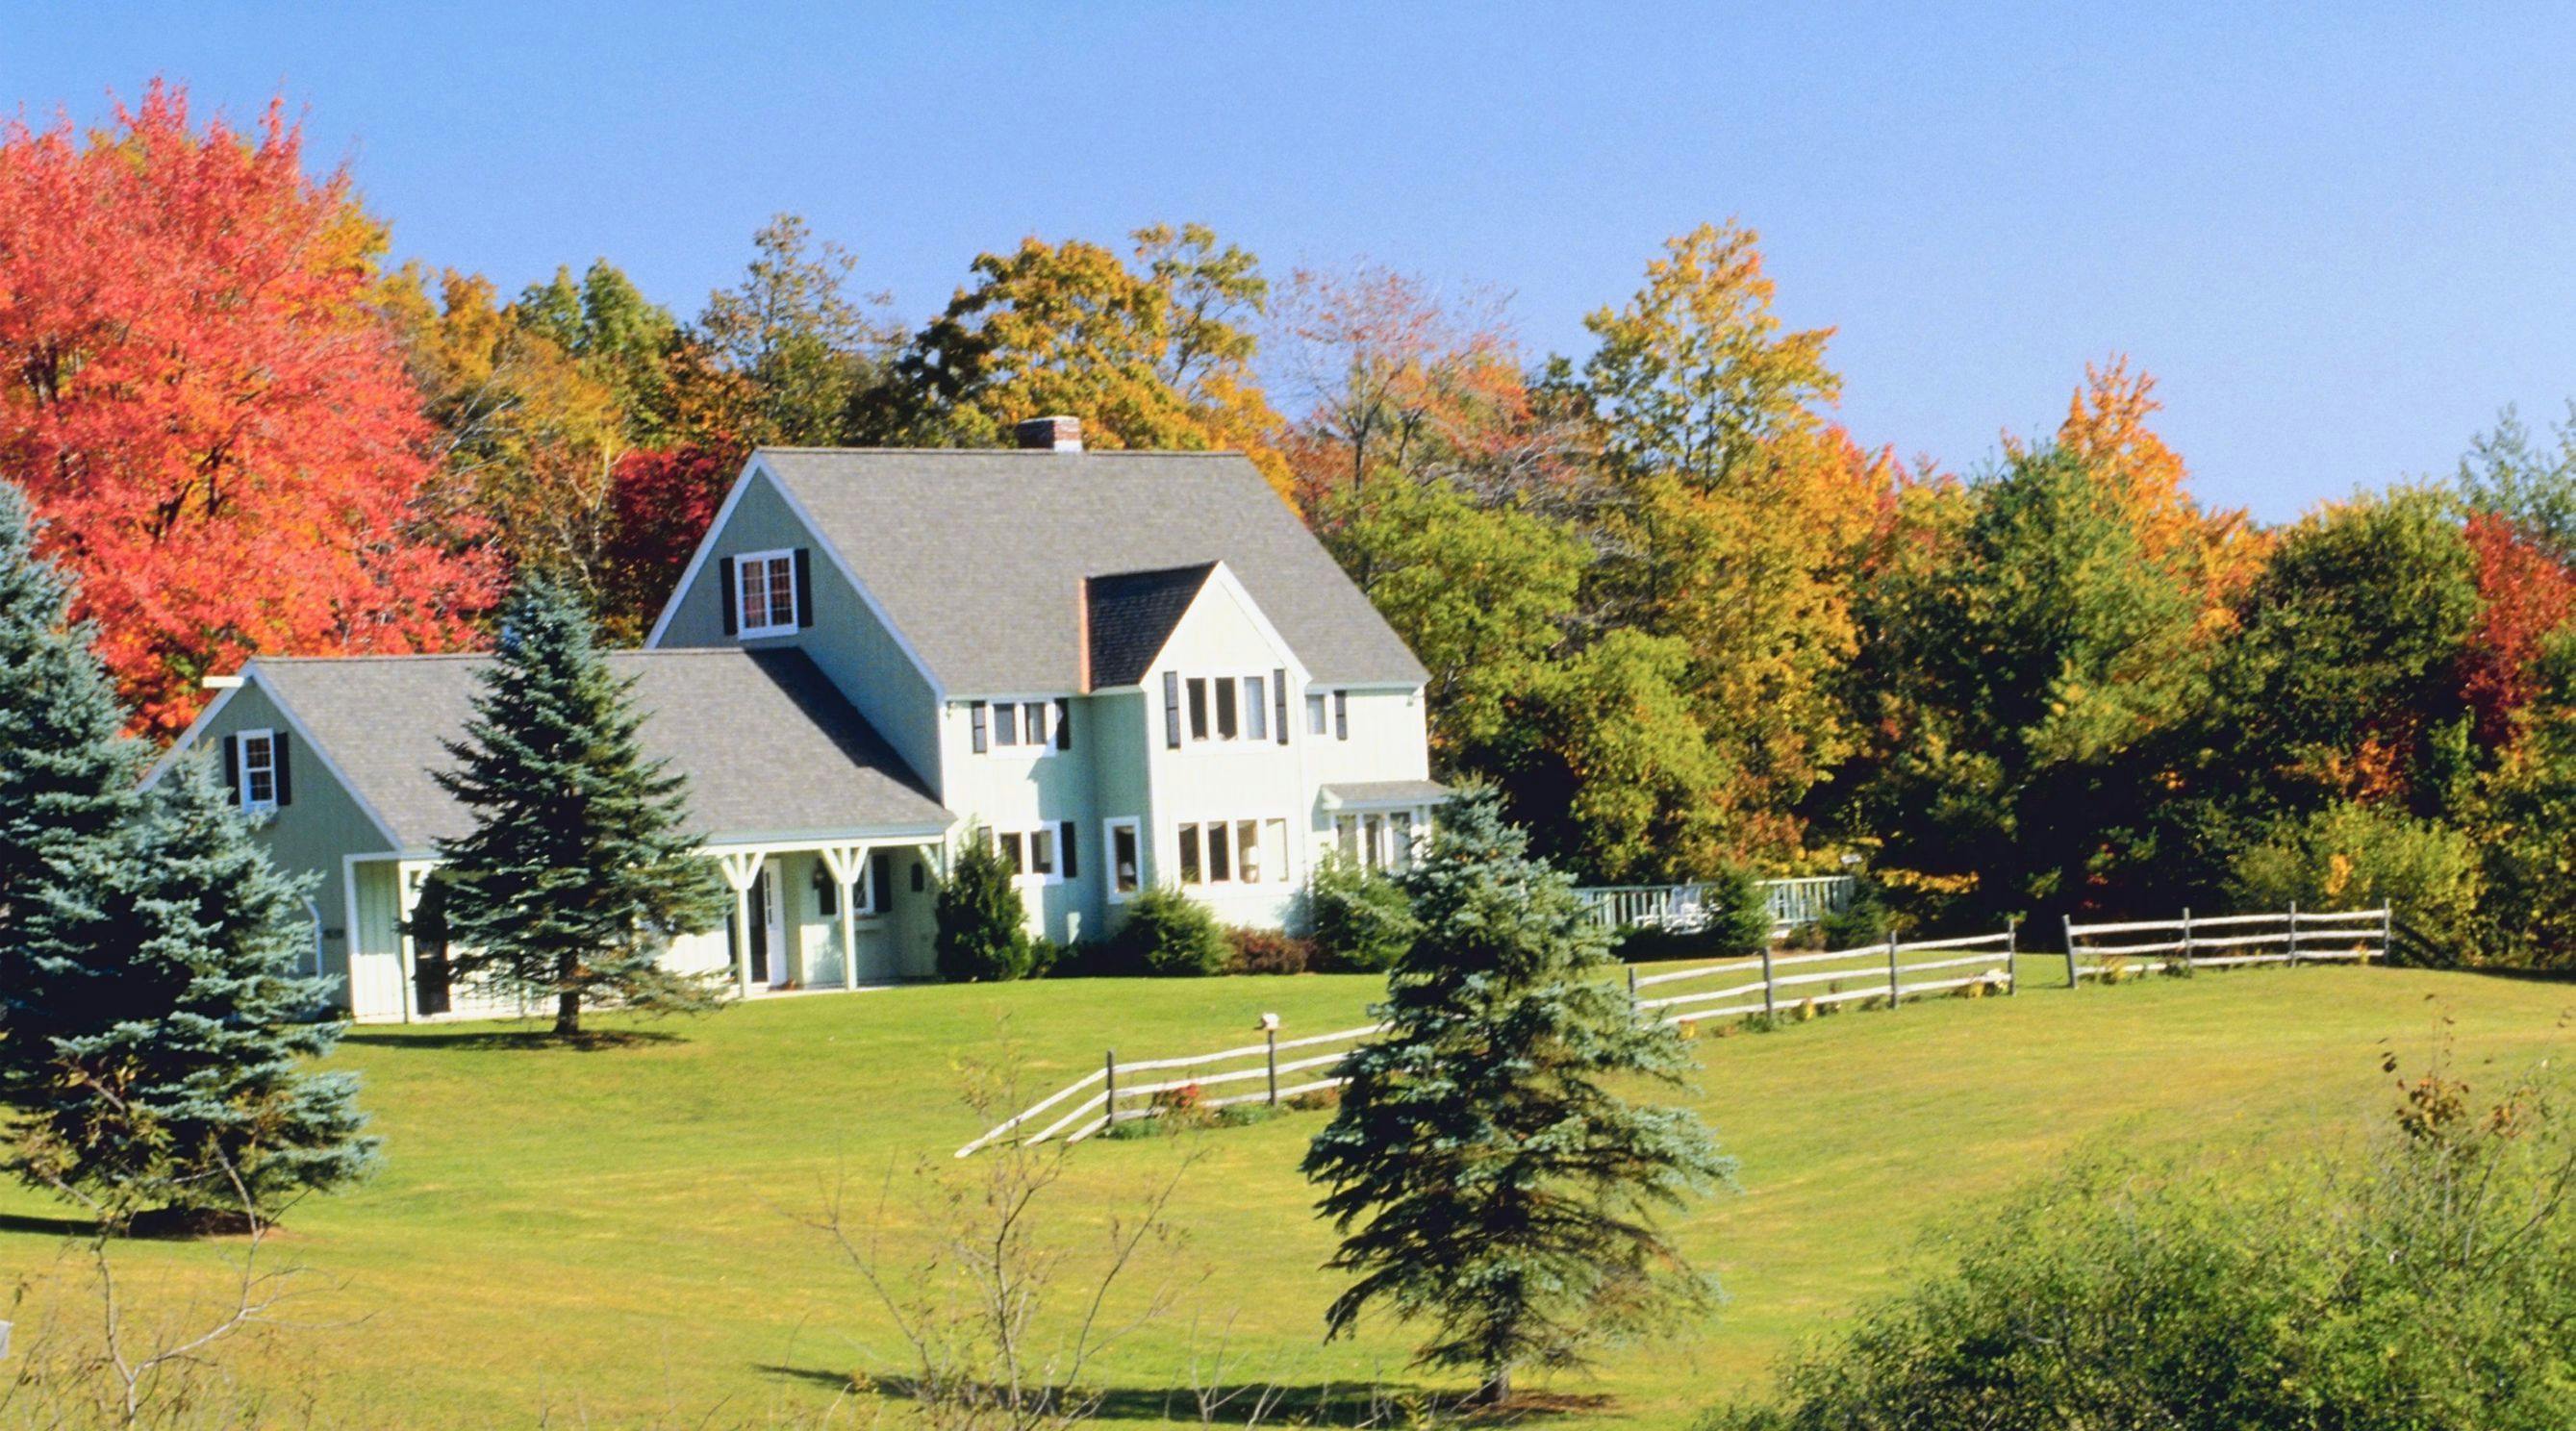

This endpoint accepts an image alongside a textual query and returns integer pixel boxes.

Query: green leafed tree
[695,213,895,446]
[933,826,1040,982]
[12,755,376,1227]
[432,574,730,1036]
[1301,786,1731,1403]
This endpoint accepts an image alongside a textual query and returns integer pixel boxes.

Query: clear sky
[11,3,2575,520]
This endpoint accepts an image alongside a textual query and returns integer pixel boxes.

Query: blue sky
[12,3,2576,519]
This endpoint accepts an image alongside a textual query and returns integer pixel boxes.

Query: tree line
[8,83,2575,958]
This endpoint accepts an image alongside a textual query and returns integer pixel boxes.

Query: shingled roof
[1083,563,1217,690]
[751,449,1428,694]
[252,648,951,853]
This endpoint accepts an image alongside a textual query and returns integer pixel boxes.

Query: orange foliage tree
[0,83,494,735]
[2461,511,2576,746]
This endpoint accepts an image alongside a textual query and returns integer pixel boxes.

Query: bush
[1112,886,1231,977]
[934,829,1042,982]
[1304,855,1418,971]
[1702,1047,2576,1431]
[1702,867,1775,957]
[1225,926,1316,975]
[1818,875,1889,948]
[2226,801,2480,961]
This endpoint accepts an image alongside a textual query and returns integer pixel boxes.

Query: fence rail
[1627,927,2016,1026]
[953,1020,1384,1158]
[2061,905,2388,985]
[1578,875,1856,938]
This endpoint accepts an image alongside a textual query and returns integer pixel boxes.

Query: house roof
[1084,563,1218,690]
[753,448,1429,693]
[1320,779,1453,810]
[251,648,952,853]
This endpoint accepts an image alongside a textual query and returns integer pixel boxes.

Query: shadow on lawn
[760,1367,1604,1425]
[338,1028,685,1053]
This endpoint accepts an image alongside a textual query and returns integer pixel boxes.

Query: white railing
[1626,927,2016,1026]
[2060,905,2389,985]
[954,1020,1385,1158]
[1577,875,1857,938]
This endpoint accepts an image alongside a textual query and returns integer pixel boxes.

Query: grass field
[3,961,2569,1427]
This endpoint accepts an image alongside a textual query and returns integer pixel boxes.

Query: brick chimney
[1015,415,1083,452]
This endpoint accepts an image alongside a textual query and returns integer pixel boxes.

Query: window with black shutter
[971,701,989,753]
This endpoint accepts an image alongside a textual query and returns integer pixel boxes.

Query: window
[1175,674,1286,747]
[994,703,1020,746]
[1307,692,1329,736]
[1334,815,1361,861]
[1187,678,1210,740]
[1389,812,1415,873]
[1215,679,1238,740]
[813,863,839,917]
[991,827,1066,884]
[1029,826,1057,878]
[1022,701,1050,750]
[736,550,798,637]
[977,698,1065,754]
[998,831,1025,874]
[1245,676,1268,741]
[236,730,280,812]
[1107,818,1141,898]
[868,850,895,916]
[1174,817,1293,887]
[1332,811,1421,872]
[1334,690,1350,741]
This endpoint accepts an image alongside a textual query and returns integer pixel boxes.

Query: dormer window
[736,549,798,637]
[235,729,282,812]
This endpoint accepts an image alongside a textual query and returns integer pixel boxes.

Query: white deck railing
[1577,874,1856,937]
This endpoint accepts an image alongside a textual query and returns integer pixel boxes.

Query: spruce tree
[1301,786,1732,1404]
[12,755,376,1226]
[934,825,1039,981]
[433,573,728,1036]
[0,479,143,1098]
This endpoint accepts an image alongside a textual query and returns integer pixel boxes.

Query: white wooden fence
[1627,928,2016,1026]
[2061,905,2389,985]
[1578,875,1856,937]
[952,1020,1383,1158]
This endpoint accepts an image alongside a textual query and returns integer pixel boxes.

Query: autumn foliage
[2461,511,2576,744]
[0,83,493,734]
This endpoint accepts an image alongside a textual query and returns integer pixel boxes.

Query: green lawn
[2,963,2568,1427]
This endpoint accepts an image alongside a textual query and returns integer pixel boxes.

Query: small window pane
[1187,679,1209,740]
[1215,679,1238,740]
[814,866,839,916]
[1335,816,1358,859]
[769,561,795,625]
[740,564,768,629]
[1113,824,1140,893]
[242,735,278,808]
[1363,815,1385,871]
[1265,820,1290,883]
[1236,819,1261,884]
[1000,832,1025,874]
[1208,821,1232,882]
[1391,813,1414,872]
[1306,693,1328,735]
[1023,701,1048,748]
[1245,678,1268,741]
[995,704,1019,745]
[1030,827,1056,876]
[1178,824,1202,884]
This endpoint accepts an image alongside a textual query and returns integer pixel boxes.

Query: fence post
[1627,965,1640,1021]
[2006,917,2018,995]
[1265,1027,1279,1107]
[2180,905,2193,969]
[2377,904,2392,965]
[1760,943,1778,1020]
[2062,915,2081,989]
[1103,1048,1119,1131]
[1885,931,1903,1011]
[2286,900,2299,967]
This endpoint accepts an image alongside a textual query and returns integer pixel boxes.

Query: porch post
[821,843,866,992]
[717,850,765,1000]
[393,860,427,1025]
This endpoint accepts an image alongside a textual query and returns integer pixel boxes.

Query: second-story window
[736,549,798,637]
[236,730,281,812]
[1177,675,1287,747]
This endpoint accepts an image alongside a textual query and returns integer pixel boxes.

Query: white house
[158,419,1447,1021]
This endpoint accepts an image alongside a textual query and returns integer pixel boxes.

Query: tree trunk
[554,953,581,1037]
[1481,1364,1511,1407]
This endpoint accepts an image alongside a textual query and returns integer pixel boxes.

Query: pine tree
[12,755,376,1227]
[0,478,143,1097]
[1301,786,1732,1403]
[934,825,1039,982]
[434,575,729,1036]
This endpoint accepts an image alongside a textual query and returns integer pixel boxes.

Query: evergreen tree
[0,478,143,1096]
[933,826,1039,982]
[12,755,376,1226]
[1301,787,1731,1403]
[433,574,728,1036]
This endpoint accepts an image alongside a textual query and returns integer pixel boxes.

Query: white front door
[761,858,791,987]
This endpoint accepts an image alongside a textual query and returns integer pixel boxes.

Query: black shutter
[718,556,739,635]
[1055,697,1072,750]
[1274,668,1289,745]
[1334,689,1349,741]
[1162,671,1182,749]
[219,735,240,804]
[793,548,815,629]
[1060,820,1078,880]
[272,734,293,807]
[971,701,989,753]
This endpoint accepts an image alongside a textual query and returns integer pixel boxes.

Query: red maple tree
[602,439,746,635]
[2461,511,2576,746]
[0,82,496,736]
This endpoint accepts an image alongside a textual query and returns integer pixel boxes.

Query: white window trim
[1173,669,1284,751]
[991,825,1069,886]
[1172,813,1295,889]
[237,728,280,813]
[1103,816,1143,903]
[1330,804,1430,874]
[735,547,798,639]
[975,694,1067,757]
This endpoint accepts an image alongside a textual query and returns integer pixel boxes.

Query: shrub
[1817,875,1889,948]
[1304,855,1418,971]
[1702,1047,2576,1431]
[1225,926,1316,975]
[1112,886,1230,977]
[934,829,1041,982]
[2226,801,2480,962]
[1702,867,1774,957]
